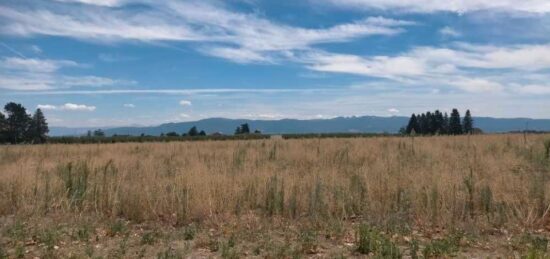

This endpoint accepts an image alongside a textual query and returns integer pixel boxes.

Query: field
[1,134,550,258]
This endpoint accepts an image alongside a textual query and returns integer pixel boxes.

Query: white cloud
[515,84,550,94]
[37,104,57,110]
[388,108,399,113]
[179,100,192,106]
[0,57,134,90]
[0,2,413,64]
[202,47,273,64]
[123,103,135,108]
[0,57,78,73]
[30,45,42,53]
[61,103,96,111]
[54,0,125,7]
[297,43,550,93]
[36,103,96,111]
[320,0,550,14]
[179,113,190,118]
[439,27,461,37]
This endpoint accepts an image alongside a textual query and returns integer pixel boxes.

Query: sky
[1,0,550,127]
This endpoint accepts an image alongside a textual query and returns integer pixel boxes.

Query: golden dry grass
[1,134,549,257]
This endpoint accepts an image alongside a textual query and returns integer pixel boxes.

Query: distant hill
[49,116,550,136]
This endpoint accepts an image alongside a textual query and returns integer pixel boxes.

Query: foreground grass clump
[356,224,401,258]
[0,134,549,257]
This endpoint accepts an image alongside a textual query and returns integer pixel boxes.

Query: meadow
[1,134,550,258]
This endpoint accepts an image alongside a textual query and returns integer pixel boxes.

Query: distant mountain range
[49,116,550,136]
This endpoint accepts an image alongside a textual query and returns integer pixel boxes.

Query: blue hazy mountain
[49,116,550,136]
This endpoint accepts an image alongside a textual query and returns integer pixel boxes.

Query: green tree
[4,102,31,144]
[27,108,49,143]
[433,110,444,134]
[449,109,463,135]
[199,130,206,136]
[405,114,419,134]
[241,123,250,134]
[442,112,450,134]
[93,129,105,137]
[463,110,473,134]
[0,112,7,143]
[188,126,198,136]
[235,123,250,135]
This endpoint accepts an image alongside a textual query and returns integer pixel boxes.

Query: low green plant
[107,219,127,237]
[520,233,548,258]
[5,221,26,241]
[544,139,550,160]
[356,224,401,258]
[221,236,239,259]
[182,224,196,240]
[156,248,183,259]
[0,244,7,259]
[299,229,318,254]
[141,231,159,245]
[409,238,419,259]
[422,231,463,258]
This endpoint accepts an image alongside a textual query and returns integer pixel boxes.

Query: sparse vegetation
[0,133,549,257]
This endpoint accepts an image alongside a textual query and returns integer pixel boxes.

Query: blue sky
[1,0,549,127]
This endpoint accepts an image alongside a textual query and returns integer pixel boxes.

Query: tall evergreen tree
[27,108,49,143]
[449,109,463,135]
[0,112,7,143]
[442,112,450,134]
[419,113,429,134]
[4,102,31,144]
[234,125,242,135]
[405,114,419,134]
[240,123,250,134]
[188,126,198,136]
[433,110,444,134]
[463,110,473,134]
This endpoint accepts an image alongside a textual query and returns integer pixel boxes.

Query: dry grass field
[1,134,550,258]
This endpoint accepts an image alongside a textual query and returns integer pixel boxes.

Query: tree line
[402,109,475,135]
[0,102,49,144]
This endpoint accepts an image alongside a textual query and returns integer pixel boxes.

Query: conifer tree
[463,110,473,134]
[442,112,450,134]
[0,112,7,143]
[188,126,198,136]
[27,108,49,143]
[406,114,419,134]
[449,109,463,135]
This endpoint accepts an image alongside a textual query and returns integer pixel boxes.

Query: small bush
[182,224,196,240]
[141,231,159,245]
[422,232,463,258]
[299,229,318,254]
[107,219,127,237]
[544,139,550,159]
[356,224,401,258]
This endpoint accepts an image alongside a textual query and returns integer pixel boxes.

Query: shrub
[356,224,401,258]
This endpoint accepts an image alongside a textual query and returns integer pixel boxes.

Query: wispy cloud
[0,56,134,90]
[439,26,461,37]
[0,57,78,73]
[298,43,550,93]
[0,1,414,64]
[319,0,550,14]
[14,88,333,95]
[123,103,135,108]
[37,103,96,111]
[179,100,192,106]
